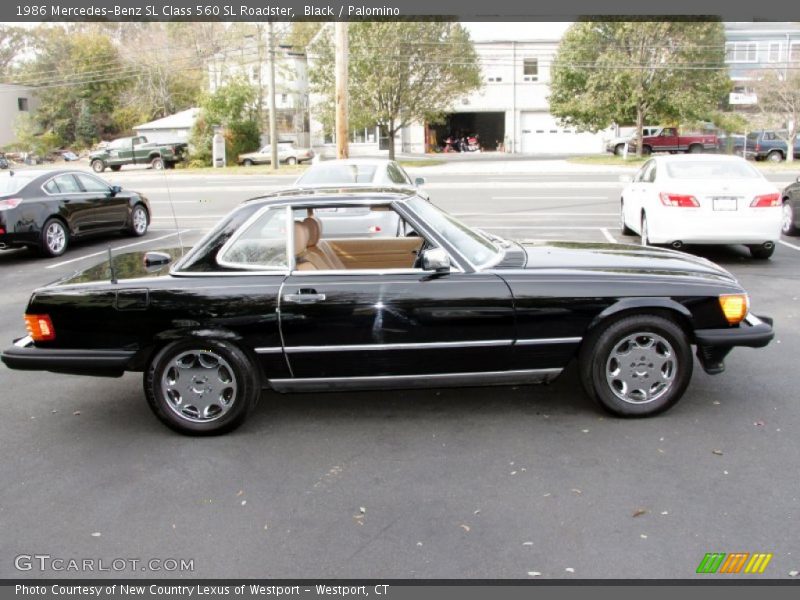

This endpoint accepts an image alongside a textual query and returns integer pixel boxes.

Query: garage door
[520,112,604,154]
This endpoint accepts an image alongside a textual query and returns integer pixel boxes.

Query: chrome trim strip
[268,368,563,392]
[254,347,284,354]
[744,313,762,327]
[516,337,582,345]
[284,339,513,353]
[14,335,34,348]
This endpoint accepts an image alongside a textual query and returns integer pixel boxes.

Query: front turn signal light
[718,294,749,325]
[25,314,56,342]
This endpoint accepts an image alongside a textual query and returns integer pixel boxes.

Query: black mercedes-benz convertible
[1,189,774,435]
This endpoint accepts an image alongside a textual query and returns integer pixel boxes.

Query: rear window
[296,164,377,185]
[665,160,762,180]
[0,174,35,195]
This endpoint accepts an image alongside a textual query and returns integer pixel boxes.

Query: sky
[463,22,572,41]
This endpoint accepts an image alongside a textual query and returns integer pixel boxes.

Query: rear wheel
[242,159,254,167]
[782,201,797,235]
[110,165,122,172]
[91,159,105,173]
[641,146,652,156]
[144,339,261,435]
[614,143,626,156]
[687,144,703,154]
[579,314,693,417]
[150,157,164,170]
[767,150,783,163]
[749,243,775,259]
[126,204,149,237]
[39,218,69,257]
[286,156,297,165]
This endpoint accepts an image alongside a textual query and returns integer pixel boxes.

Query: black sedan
[781,175,800,235]
[1,189,774,435]
[0,169,151,257]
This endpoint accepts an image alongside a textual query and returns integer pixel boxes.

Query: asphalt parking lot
[1,164,799,579]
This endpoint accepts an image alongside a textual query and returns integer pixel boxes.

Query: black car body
[781,175,800,235]
[0,169,151,257]
[1,190,774,435]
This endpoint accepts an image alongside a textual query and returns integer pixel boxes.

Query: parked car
[1,188,774,435]
[0,156,8,170]
[781,175,800,235]
[630,127,718,155]
[295,159,426,192]
[605,126,662,156]
[716,134,746,156]
[619,155,782,259]
[61,151,80,162]
[743,130,800,163]
[238,142,314,166]
[89,136,187,173]
[0,169,151,257]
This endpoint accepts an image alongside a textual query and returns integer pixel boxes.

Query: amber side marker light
[25,314,56,342]
[719,294,749,325]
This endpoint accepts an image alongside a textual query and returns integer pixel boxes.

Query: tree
[751,69,800,162]
[0,25,28,78]
[309,22,481,159]
[190,77,260,166]
[12,113,62,156]
[549,21,731,156]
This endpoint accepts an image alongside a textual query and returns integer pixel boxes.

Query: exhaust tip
[763,241,775,250]
[671,241,684,250]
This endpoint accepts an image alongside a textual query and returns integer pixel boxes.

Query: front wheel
[579,314,693,417]
[144,339,261,435]
[640,213,650,246]
[91,159,105,173]
[782,201,797,235]
[285,156,297,165]
[620,201,635,235]
[126,204,149,237]
[614,144,625,156]
[39,218,69,257]
[242,159,254,167]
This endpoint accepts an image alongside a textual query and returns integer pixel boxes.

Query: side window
[634,162,649,182]
[43,179,59,194]
[217,207,289,270]
[646,163,657,183]
[386,163,407,184]
[52,174,81,193]
[76,174,110,193]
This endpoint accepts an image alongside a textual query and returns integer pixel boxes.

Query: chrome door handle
[284,292,326,304]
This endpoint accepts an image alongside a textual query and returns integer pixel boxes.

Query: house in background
[0,84,39,147]
[724,22,800,108]
[133,108,200,144]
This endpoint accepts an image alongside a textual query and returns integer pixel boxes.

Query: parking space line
[601,228,618,243]
[455,212,617,217]
[45,230,192,269]
[151,215,227,220]
[483,225,614,230]
[779,239,800,252]
[490,195,609,200]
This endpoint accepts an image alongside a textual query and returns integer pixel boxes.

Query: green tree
[549,21,731,156]
[190,77,260,166]
[12,113,62,156]
[751,69,800,162]
[309,22,481,159]
[0,25,28,77]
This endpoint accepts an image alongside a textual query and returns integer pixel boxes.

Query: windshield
[406,197,500,268]
[297,164,377,185]
[665,160,762,180]
[0,174,35,196]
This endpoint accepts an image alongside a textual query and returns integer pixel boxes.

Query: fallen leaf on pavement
[712,449,724,456]
[460,524,471,532]
[632,509,648,518]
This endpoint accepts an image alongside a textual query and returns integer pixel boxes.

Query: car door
[43,174,97,235]
[74,173,128,230]
[624,161,650,228]
[659,127,679,152]
[637,160,658,220]
[277,206,515,380]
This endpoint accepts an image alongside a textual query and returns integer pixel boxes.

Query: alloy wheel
[605,332,676,405]
[161,350,238,423]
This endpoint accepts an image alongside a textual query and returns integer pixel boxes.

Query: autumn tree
[549,21,731,156]
[309,22,481,159]
[751,69,800,162]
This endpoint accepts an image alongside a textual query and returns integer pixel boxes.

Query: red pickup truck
[633,127,718,155]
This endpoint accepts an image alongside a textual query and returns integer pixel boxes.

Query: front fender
[588,297,694,331]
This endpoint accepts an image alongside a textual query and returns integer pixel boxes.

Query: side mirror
[619,174,633,184]
[414,177,426,186]
[110,185,122,195]
[143,251,172,267]
[421,248,451,273]
[796,175,800,183]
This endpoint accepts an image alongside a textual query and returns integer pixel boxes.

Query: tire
[688,144,703,154]
[150,157,164,170]
[782,201,797,236]
[749,243,775,259]
[126,204,149,237]
[285,156,297,165]
[578,314,693,417]
[641,146,652,156]
[242,159,254,167]
[91,159,105,173]
[144,339,261,435]
[767,150,783,163]
[614,144,625,156]
[39,218,69,257]
[620,200,635,235]
[110,165,122,172]
[640,213,650,246]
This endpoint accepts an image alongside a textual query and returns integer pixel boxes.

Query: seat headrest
[293,221,309,255]
[303,216,322,246]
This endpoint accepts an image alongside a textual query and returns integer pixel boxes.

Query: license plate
[712,197,737,211]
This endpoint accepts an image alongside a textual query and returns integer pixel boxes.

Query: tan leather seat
[303,216,346,270]
[293,221,316,271]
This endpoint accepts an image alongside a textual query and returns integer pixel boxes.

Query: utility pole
[334,21,349,159]
[268,21,279,171]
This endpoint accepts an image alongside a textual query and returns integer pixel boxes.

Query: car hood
[513,240,738,283]
[54,248,184,286]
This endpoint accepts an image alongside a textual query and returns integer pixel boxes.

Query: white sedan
[294,158,428,200]
[620,155,782,259]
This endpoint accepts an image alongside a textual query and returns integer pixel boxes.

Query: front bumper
[694,313,774,374]
[1,336,135,377]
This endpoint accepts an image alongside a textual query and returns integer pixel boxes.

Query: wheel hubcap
[605,332,676,404]
[161,350,237,423]
[133,208,147,234]
[782,203,792,232]
[46,223,65,254]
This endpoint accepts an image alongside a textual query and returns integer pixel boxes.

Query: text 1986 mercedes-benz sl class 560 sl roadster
[1,188,774,435]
